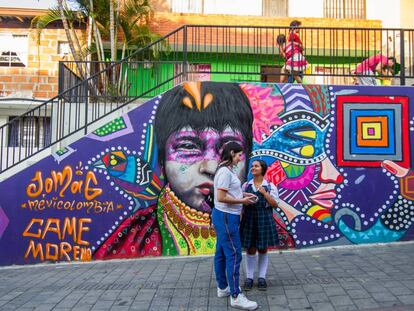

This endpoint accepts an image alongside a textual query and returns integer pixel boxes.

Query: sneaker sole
[257,287,267,291]
[230,304,258,310]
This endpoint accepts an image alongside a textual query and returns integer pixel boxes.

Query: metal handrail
[0,26,187,174]
[1,24,414,174]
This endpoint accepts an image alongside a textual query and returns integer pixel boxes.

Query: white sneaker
[230,292,258,310]
[217,286,230,297]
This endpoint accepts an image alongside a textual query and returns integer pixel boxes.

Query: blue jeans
[212,208,242,297]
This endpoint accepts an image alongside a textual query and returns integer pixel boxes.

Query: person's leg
[212,209,228,291]
[257,249,269,279]
[358,70,377,86]
[280,66,287,83]
[245,247,257,280]
[228,213,258,309]
[257,248,269,290]
[293,75,303,83]
[220,212,242,297]
[244,247,256,290]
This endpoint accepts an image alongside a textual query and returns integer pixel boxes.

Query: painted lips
[309,190,337,209]
[197,183,213,196]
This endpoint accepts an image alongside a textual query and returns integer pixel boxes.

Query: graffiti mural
[0,81,413,266]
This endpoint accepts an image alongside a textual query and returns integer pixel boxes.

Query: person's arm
[375,62,388,76]
[257,183,278,208]
[215,168,255,205]
[278,44,286,59]
[217,189,253,205]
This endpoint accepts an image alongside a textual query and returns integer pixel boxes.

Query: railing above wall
[61,25,414,88]
[0,26,186,175]
[185,25,414,86]
[1,25,414,175]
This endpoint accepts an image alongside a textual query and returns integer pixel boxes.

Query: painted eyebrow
[218,136,243,147]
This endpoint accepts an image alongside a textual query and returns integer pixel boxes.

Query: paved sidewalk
[1,242,414,311]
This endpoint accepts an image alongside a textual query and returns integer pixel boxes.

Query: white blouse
[242,179,280,203]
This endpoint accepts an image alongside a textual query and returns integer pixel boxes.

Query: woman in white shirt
[213,141,258,310]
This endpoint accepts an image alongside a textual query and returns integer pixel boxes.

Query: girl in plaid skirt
[240,160,280,291]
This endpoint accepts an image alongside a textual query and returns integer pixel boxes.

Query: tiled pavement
[1,242,414,311]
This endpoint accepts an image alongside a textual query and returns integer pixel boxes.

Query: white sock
[258,253,268,279]
[245,254,257,279]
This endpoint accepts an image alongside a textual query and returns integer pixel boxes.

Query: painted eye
[291,145,315,158]
[176,142,200,151]
[292,130,316,139]
[109,155,118,166]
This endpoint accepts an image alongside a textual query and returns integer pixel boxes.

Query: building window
[170,0,263,15]
[58,41,71,56]
[0,34,29,67]
[263,0,288,17]
[7,116,51,148]
[324,0,366,19]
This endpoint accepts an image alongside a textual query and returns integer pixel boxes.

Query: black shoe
[257,278,267,290]
[244,278,253,291]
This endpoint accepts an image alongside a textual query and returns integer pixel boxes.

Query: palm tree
[32,0,161,76]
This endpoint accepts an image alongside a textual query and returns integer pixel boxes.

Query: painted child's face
[164,126,246,212]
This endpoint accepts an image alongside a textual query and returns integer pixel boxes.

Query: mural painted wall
[0,81,413,266]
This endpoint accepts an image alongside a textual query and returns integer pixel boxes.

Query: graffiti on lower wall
[0,81,413,265]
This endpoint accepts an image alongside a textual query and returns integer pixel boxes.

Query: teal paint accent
[338,219,406,244]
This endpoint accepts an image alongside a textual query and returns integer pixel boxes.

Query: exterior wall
[401,0,414,28]
[150,14,383,57]
[0,82,413,266]
[0,27,74,100]
[151,13,382,35]
[288,0,323,18]
[366,0,401,28]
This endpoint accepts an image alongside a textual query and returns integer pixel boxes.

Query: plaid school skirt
[240,197,280,249]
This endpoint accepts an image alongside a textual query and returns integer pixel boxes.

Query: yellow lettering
[44,178,53,193]
[23,219,43,238]
[73,245,80,260]
[45,243,58,261]
[62,217,77,242]
[84,171,102,200]
[41,218,61,240]
[26,171,43,198]
[80,248,92,261]
[77,218,91,246]
[59,242,72,261]
[51,166,72,198]
[24,240,44,261]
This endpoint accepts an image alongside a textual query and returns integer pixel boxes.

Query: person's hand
[257,186,267,195]
[242,195,256,205]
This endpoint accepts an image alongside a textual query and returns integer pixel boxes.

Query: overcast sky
[0,0,57,9]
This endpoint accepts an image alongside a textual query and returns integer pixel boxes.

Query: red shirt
[285,32,303,59]
[355,54,388,74]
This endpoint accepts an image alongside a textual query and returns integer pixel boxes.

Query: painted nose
[199,160,218,178]
[319,158,344,184]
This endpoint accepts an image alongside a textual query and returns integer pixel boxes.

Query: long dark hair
[155,82,253,169]
[277,34,286,45]
[219,142,244,168]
